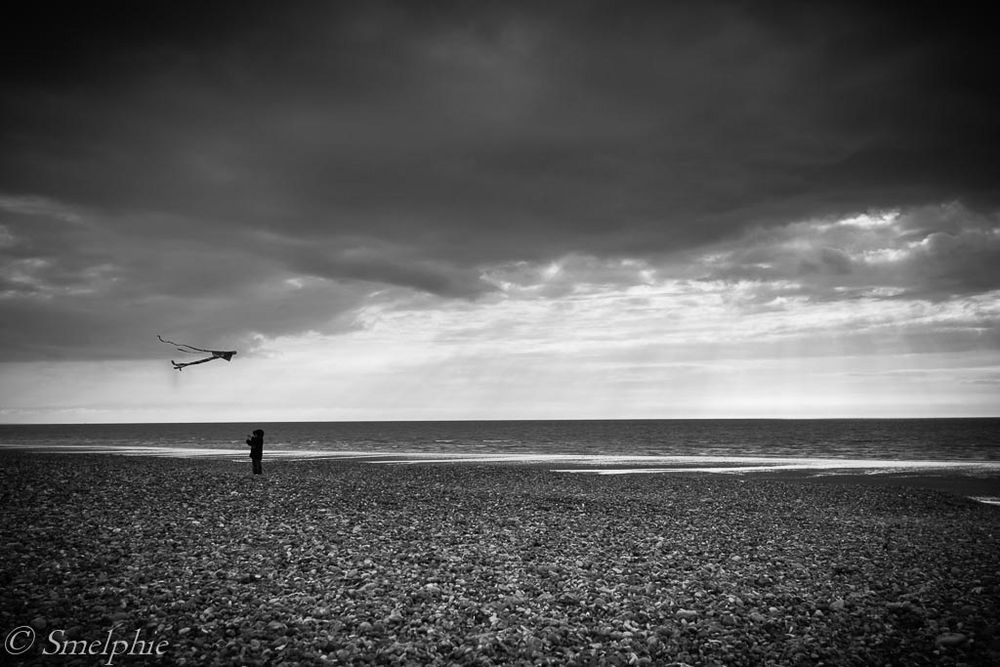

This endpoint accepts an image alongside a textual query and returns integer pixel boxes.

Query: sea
[8,418,1000,502]
[0,418,996,465]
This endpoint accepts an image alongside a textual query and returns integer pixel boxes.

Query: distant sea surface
[6,419,999,502]
[1,418,998,461]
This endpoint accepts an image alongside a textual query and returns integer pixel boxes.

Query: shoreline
[4,442,1000,505]
[3,452,1000,665]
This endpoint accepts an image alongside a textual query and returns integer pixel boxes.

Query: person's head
[253,429,264,436]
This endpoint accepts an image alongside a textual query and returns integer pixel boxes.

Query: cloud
[349,254,1000,365]
[0,196,378,360]
[256,232,494,298]
[1,2,998,362]
[4,3,998,239]
[698,204,1000,301]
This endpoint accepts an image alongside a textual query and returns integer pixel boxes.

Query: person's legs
[252,458,262,475]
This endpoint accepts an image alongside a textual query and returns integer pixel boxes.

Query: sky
[1,1,998,423]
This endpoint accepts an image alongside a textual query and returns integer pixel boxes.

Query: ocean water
[5,419,999,504]
[0,418,998,464]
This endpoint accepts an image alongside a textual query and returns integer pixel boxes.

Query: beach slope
[2,454,999,665]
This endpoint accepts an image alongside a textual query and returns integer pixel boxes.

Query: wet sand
[2,452,999,665]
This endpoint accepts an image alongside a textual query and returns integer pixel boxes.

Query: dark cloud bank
[1,1,998,360]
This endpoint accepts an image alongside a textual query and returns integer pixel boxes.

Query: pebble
[3,453,1000,666]
[935,632,968,647]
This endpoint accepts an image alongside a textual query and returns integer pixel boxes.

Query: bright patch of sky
[2,211,996,422]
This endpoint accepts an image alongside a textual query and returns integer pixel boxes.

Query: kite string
[157,335,215,355]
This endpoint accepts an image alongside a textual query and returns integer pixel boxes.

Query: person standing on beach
[246,429,264,475]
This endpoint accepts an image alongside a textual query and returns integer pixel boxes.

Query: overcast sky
[1,1,998,422]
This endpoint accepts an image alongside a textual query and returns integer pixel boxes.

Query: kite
[157,335,237,371]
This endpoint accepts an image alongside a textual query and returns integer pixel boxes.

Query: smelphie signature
[4,624,168,665]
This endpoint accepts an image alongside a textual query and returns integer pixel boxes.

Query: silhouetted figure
[246,429,264,475]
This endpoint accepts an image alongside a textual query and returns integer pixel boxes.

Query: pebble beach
[3,453,1000,666]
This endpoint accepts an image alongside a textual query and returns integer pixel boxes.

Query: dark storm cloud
[1,1,998,359]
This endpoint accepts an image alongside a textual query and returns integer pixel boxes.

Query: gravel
[2,453,999,665]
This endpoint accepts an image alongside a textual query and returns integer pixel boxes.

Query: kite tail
[157,335,215,355]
